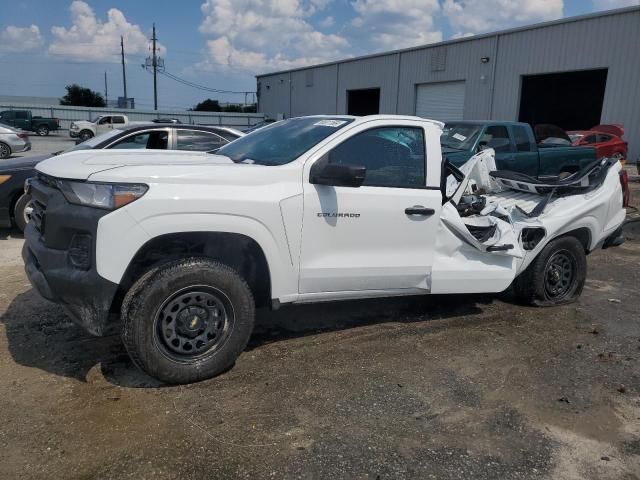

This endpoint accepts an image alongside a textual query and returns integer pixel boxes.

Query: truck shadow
[0,288,500,389]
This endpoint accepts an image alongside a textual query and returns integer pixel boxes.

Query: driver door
[96,116,112,135]
[299,123,442,295]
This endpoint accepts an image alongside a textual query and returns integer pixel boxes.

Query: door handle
[405,206,435,216]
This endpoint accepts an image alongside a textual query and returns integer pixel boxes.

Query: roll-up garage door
[415,81,465,122]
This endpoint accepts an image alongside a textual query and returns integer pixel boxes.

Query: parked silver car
[0,123,31,159]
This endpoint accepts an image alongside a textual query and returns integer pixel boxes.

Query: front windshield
[216,117,354,165]
[58,129,124,154]
[441,123,483,151]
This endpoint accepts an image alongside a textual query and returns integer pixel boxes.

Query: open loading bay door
[518,69,608,131]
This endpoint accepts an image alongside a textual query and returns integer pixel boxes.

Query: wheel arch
[556,227,591,253]
[116,231,273,310]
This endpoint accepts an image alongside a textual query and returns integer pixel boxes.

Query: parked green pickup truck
[0,110,60,136]
[441,121,597,178]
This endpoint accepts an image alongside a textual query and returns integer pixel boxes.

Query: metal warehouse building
[256,6,640,161]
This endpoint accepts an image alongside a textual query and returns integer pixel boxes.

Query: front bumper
[69,130,79,138]
[13,142,31,153]
[22,176,120,336]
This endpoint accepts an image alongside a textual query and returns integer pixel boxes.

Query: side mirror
[310,156,366,188]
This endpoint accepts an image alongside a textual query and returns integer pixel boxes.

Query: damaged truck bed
[432,149,627,297]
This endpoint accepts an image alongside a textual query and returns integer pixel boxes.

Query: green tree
[60,84,106,107]
[191,98,221,112]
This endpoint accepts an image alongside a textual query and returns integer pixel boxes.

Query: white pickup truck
[23,115,627,384]
[69,114,135,141]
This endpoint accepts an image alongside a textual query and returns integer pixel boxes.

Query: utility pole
[152,24,158,110]
[104,71,108,105]
[144,24,164,110]
[120,35,128,108]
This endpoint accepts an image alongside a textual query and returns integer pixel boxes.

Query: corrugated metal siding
[491,10,640,160]
[258,73,291,118]
[290,65,338,116]
[397,36,496,119]
[257,8,640,160]
[336,54,401,114]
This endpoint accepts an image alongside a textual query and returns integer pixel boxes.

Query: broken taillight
[619,170,630,208]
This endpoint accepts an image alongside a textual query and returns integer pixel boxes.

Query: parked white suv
[23,115,626,384]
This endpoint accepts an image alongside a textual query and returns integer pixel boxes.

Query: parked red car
[568,124,628,162]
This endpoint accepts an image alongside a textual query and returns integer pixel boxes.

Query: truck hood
[35,149,235,180]
[0,154,51,172]
[71,120,94,128]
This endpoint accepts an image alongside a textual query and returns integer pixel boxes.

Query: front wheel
[79,130,94,142]
[122,258,255,384]
[14,193,33,232]
[36,125,49,136]
[514,236,587,306]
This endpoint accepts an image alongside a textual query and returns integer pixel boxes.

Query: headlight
[70,122,77,130]
[58,180,148,210]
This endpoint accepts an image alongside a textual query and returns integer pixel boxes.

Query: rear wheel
[514,236,587,306]
[36,125,49,136]
[122,258,255,384]
[0,142,10,159]
[79,130,94,142]
[14,194,33,232]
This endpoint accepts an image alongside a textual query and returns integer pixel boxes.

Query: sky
[0,0,638,111]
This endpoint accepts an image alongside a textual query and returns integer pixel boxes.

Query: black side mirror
[310,156,366,187]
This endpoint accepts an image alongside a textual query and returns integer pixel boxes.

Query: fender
[96,210,299,301]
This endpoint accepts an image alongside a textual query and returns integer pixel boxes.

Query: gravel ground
[0,175,638,480]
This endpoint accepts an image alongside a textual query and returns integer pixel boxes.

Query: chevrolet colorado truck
[441,121,598,178]
[22,115,627,384]
[0,110,60,136]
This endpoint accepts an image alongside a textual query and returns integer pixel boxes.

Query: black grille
[31,199,46,234]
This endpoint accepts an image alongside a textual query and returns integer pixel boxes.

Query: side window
[112,116,125,124]
[98,116,111,125]
[583,134,597,144]
[15,111,28,120]
[596,134,611,143]
[216,131,240,142]
[512,125,532,152]
[109,131,168,150]
[327,126,425,188]
[481,126,512,153]
[177,130,226,151]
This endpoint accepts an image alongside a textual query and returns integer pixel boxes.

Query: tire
[14,193,33,232]
[79,130,94,142]
[0,142,10,159]
[36,124,49,136]
[122,258,255,384]
[514,236,587,306]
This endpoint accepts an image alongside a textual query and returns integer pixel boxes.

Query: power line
[158,70,255,95]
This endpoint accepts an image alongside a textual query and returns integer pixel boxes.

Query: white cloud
[0,25,44,52]
[350,0,442,50]
[198,0,348,73]
[443,0,564,36]
[319,16,335,28]
[48,1,165,61]
[592,0,640,9]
